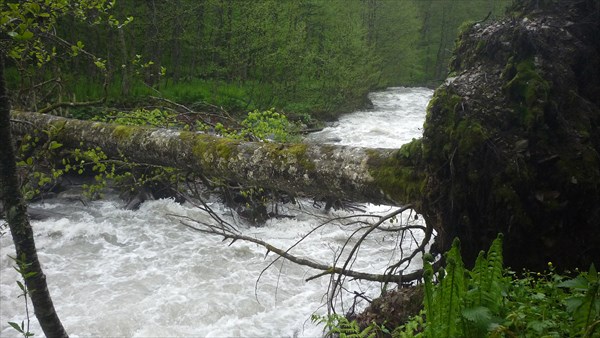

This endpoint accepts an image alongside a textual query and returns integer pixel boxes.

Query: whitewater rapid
[0,87,433,337]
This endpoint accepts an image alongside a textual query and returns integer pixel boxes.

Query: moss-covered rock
[367,139,426,206]
[421,0,600,271]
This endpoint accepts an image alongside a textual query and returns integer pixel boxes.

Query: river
[0,87,433,337]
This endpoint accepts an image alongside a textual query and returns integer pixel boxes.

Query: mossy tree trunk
[1,57,69,337]
[9,110,424,208]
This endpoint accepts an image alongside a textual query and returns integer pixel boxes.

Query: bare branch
[149,95,240,128]
[36,98,106,115]
[175,208,433,285]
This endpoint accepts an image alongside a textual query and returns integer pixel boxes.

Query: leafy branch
[7,253,37,338]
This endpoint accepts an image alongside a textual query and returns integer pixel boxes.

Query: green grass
[7,65,368,122]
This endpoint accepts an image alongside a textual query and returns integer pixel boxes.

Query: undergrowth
[318,234,600,337]
[17,106,299,203]
[215,108,301,143]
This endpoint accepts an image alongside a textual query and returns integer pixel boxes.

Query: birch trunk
[9,111,423,207]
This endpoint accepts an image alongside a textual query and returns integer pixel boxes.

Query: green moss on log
[112,125,136,140]
[368,139,425,205]
[186,134,241,169]
[273,143,316,172]
[422,87,464,161]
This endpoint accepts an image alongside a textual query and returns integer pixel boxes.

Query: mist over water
[0,87,433,337]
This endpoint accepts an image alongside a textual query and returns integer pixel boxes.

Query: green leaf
[559,276,588,290]
[564,296,584,313]
[28,3,41,14]
[589,264,598,283]
[16,30,34,41]
[8,321,24,333]
[48,141,63,150]
[527,320,554,333]
[23,271,38,279]
[462,306,492,323]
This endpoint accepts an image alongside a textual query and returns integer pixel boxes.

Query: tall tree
[367,0,424,86]
[1,1,126,334]
[0,53,69,338]
[414,0,511,84]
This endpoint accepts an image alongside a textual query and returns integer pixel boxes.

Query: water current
[0,87,433,337]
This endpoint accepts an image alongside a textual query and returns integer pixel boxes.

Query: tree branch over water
[174,204,434,285]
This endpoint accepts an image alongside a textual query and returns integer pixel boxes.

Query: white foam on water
[306,87,433,149]
[0,87,433,337]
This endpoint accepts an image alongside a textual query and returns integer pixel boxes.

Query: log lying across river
[10,111,423,207]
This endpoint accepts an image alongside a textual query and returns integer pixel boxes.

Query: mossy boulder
[420,0,600,270]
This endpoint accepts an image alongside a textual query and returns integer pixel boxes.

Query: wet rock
[421,0,600,270]
[352,285,424,336]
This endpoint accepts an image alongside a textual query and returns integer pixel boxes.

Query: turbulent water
[0,87,433,337]
[307,87,432,148]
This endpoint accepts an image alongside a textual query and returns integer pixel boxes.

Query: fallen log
[9,110,424,207]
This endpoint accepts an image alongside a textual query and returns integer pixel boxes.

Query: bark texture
[9,110,422,207]
[1,57,69,337]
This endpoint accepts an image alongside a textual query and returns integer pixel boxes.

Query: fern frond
[577,265,599,335]
[439,238,466,337]
[483,234,505,310]
[467,234,504,311]
[422,255,437,336]
[468,250,487,307]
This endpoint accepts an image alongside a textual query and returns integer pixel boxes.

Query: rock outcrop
[420,0,600,270]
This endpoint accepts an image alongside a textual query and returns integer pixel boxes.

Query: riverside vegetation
[3,0,599,336]
[4,0,510,120]
[316,235,600,337]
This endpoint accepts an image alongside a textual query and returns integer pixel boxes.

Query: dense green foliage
[2,0,510,119]
[321,235,600,337]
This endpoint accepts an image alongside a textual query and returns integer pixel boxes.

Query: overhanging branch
[176,208,433,285]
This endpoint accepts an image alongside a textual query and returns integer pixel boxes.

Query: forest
[3,0,600,337]
[5,0,509,120]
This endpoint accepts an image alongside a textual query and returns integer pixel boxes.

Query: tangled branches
[172,198,438,314]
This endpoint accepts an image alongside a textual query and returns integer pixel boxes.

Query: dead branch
[149,95,240,127]
[36,98,106,115]
[175,206,435,285]
[327,205,430,311]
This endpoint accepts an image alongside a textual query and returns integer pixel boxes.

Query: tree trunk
[1,57,69,338]
[9,110,423,207]
[119,27,131,96]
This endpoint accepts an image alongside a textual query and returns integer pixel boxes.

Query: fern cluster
[422,234,506,337]
[415,234,600,337]
[319,234,600,337]
[312,313,391,338]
